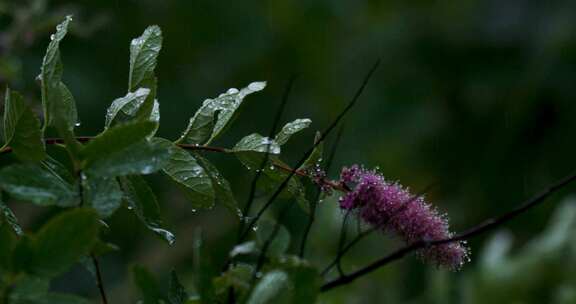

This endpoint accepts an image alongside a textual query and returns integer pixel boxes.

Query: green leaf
[239,157,309,213]
[82,122,170,177]
[8,276,91,304]
[169,270,189,304]
[229,241,258,258]
[193,229,216,303]
[0,219,17,273]
[5,276,86,303]
[0,192,22,235]
[176,102,220,145]
[246,270,291,304]
[120,175,175,245]
[233,133,280,155]
[129,26,162,92]
[40,16,78,131]
[274,119,311,146]
[205,82,266,144]
[2,88,45,161]
[213,264,253,301]
[29,208,99,277]
[41,156,75,184]
[133,265,165,304]
[105,88,151,128]
[256,219,291,257]
[195,154,239,217]
[11,236,34,275]
[82,175,123,218]
[299,131,323,172]
[0,163,77,207]
[272,256,321,304]
[161,141,214,209]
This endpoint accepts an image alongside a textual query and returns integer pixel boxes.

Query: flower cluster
[338,165,469,270]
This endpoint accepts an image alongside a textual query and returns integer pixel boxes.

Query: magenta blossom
[338,165,469,270]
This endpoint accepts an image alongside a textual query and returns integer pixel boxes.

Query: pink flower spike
[338,165,469,270]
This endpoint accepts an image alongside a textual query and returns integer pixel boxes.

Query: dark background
[2,0,576,302]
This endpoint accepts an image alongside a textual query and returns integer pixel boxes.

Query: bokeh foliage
[2,0,576,303]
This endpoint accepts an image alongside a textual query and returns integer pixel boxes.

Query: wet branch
[320,169,576,292]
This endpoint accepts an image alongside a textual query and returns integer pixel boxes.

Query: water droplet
[191,209,197,213]
[127,206,134,210]
[227,88,239,94]
[50,34,55,41]
[75,121,81,127]
[252,225,259,232]
[248,82,266,91]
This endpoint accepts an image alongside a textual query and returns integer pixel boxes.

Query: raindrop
[50,34,55,41]
[75,121,81,127]
[252,225,259,232]
[227,88,239,94]
[191,209,197,213]
[248,82,266,91]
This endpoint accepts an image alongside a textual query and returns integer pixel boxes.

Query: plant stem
[91,254,109,304]
[320,170,576,292]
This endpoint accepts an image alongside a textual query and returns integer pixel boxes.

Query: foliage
[0,17,319,303]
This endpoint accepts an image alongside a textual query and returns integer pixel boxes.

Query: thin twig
[299,125,345,258]
[239,60,380,242]
[321,184,435,276]
[236,76,296,241]
[336,210,353,276]
[320,170,576,292]
[91,254,109,304]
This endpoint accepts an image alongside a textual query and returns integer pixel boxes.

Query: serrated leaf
[299,131,323,172]
[2,88,45,161]
[40,16,78,131]
[129,26,162,91]
[0,163,77,207]
[0,192,22,235]
[233,133,280,155]
[161,141,214,209]
[82,175,123,218]
[133,265,165,304]
[120,175,175,245]
[246,270,291,304]
[256,219,291,257]
[105,88,150,128]
[205,82,266,144]
[41,156,74,184]
[82,122,170,177]
[29,208,99,277]
[274,118,311,146]
[176,102,220,145]
[195,154,239,218]
[169,270,189,304]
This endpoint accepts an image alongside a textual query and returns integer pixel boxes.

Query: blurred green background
[2,0,576,302]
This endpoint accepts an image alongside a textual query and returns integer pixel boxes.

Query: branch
[320,170,576,292]
[321,184,435,276]
[237,76,296,241]
[91,254,109,304]
[239,60,380,241]
[299,125,345,258]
